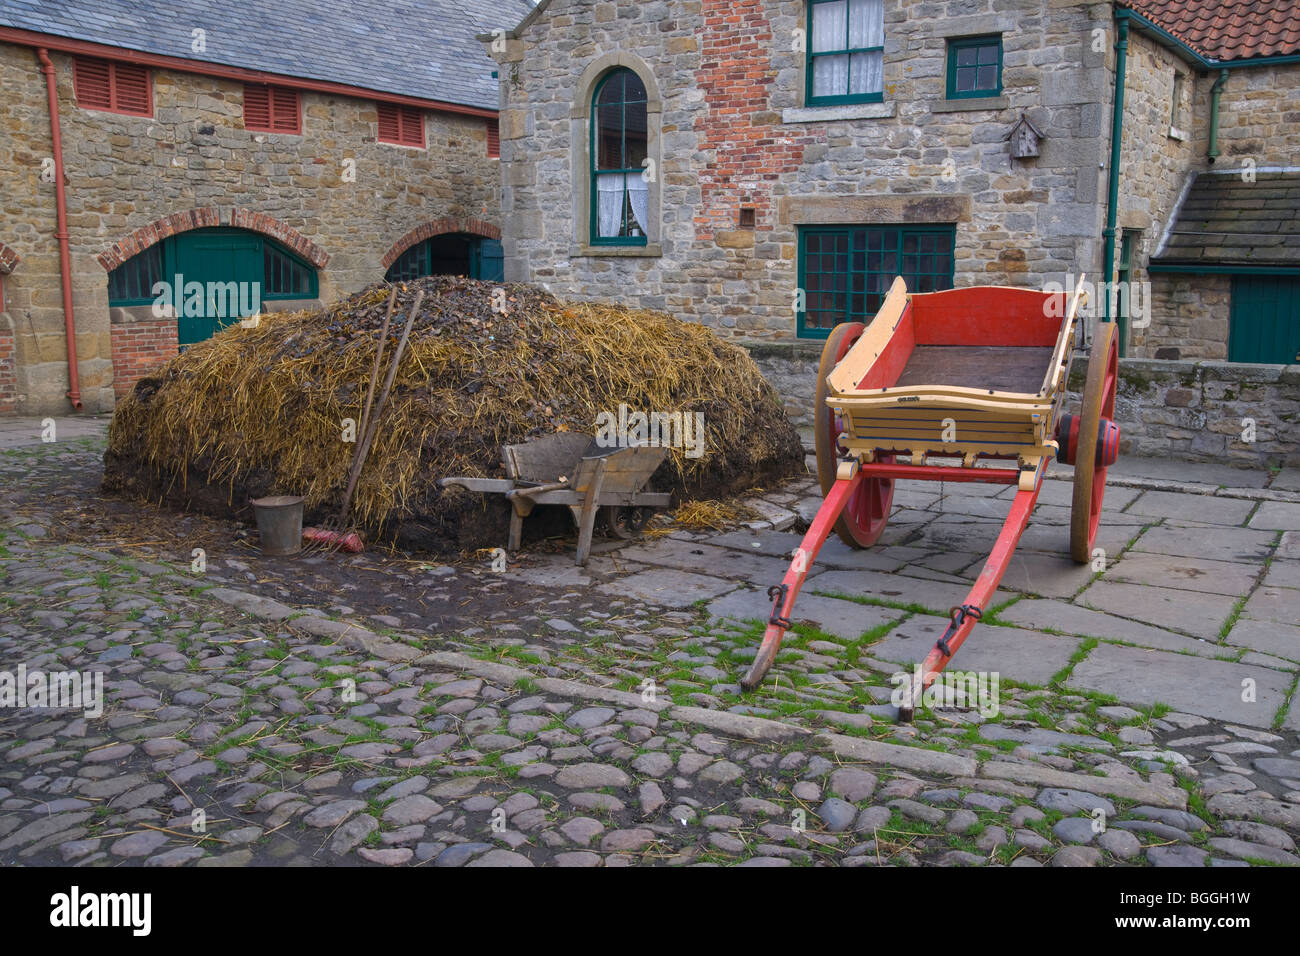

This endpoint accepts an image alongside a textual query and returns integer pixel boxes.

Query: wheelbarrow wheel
[815,321,894,550]
[1070,321,1120,563]
[604,505,654,540]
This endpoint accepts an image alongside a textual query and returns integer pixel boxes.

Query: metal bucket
[250,495,305,556]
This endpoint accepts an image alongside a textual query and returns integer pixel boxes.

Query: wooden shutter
[245,85,300,133]
[244,85,272,130]
[486,118,500,157]
[73,57,113,110]
[73,57,151,115]
[377,103,424,147]
[270,87,300,132]
[112,63,151,114]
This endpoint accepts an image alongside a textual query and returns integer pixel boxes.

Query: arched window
[385,233,504,282]
[107,228,318,345]
[590,69,649,245]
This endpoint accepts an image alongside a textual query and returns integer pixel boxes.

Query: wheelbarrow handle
[507,479,571,500]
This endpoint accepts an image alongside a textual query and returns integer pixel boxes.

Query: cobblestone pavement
[2,420,1299,867]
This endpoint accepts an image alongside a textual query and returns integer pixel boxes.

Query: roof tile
[0,0,533,110]
[1156,172,1300,267]
[1119,0,1300,62]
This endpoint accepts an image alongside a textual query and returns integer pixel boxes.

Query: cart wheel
[815,322,894,550]
[1070,321,1120,563]
[604,505,653,540]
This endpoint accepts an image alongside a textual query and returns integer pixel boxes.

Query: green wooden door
[173,230,263,345]
[1230,275,1300,364]
[472,238,505,282]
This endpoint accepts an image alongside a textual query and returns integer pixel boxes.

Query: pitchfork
[303,288,424,553]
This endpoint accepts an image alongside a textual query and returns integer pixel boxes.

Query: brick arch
[96,207,330,271]
[381,217,501,269]
[0,241,20,275]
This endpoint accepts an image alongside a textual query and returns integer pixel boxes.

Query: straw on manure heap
[103,276,806,553]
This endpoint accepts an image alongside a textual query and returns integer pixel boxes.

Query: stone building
[0,0,530,415]
[487,0,1300,421]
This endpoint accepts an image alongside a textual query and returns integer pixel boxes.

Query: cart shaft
[740,457,1048,710]
[739,470,862,690]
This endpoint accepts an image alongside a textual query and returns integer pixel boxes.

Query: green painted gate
[173,230,262,345]
[1230,275,1300,364]
[473,238,505,282]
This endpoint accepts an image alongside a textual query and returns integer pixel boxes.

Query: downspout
[1101,14,1129,326]
[37,48,82,411]
[1207,69,1228,163]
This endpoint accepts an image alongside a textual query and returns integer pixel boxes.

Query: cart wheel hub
[1056,413,1120,467]
[1097,417,1120,467]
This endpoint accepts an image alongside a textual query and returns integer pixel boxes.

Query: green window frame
[806,0,885,107]
[107,229,319,307]
[946,35,1002,99]
[1115,229,1140,358]
[107,243,164,306]
[590,69,649,246]
[796,225,956,338]
[385,243,429,283]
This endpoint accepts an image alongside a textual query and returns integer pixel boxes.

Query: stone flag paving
[1,421,1299,867]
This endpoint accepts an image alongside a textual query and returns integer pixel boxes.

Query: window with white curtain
[807,0,884,105]
[591,69,649,244]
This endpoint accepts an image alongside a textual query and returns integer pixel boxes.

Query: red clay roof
[1119,0,1300,61]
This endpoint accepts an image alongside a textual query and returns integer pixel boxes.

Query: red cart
[741,277,1119,719]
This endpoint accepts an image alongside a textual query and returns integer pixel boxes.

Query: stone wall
[1132,272,1230,360]
[1113,32,1204,334]
[1081,358,1299,468]
[1194,62,1300,170]
[496,0,1112,341]
[0,43,502,414]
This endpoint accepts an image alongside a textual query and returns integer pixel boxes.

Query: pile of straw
[103,277,804,553]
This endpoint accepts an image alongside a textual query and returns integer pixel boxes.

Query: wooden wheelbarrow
[439,433,672,565]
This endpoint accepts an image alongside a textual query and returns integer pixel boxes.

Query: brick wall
[109,318,179,398]
[0,322,15,415]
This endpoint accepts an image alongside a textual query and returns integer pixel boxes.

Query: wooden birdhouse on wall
[1007,114,1043,159]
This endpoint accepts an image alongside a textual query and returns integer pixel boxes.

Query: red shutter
[73,57,113,110]
[112,63,151,115]
[486,118,500,157]
[401,107,425,147]
[244,84,272,130]
[378,103,424,147]
[245,85,300,133]
[377,102,401,142]
[270,87,301,133]
[72,57,151,115]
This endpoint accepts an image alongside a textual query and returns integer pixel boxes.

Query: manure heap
[103,276,805,553]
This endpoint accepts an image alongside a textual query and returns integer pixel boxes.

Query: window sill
[931,95,1009,113]
[782,102,896,124]
[1168,126,1189,142]
[570,244,662,258]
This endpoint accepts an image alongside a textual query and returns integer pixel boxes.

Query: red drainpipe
[38,48,82,411]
